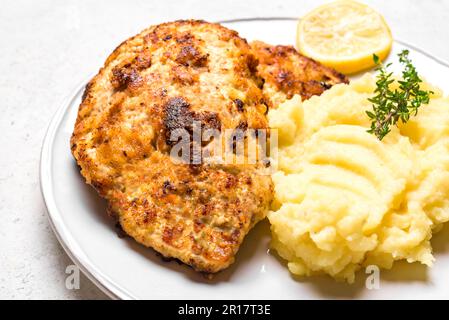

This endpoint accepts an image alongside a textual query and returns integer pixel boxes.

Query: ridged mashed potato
[268,74,449,282]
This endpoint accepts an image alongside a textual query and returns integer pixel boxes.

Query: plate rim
[40,81,128,300]
[40,17,449,300]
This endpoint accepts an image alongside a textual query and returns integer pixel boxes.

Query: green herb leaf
[367,50,433,140]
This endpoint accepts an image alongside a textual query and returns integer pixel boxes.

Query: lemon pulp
[297,0,393,74]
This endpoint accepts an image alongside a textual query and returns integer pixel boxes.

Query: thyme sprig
[366,50,433,140]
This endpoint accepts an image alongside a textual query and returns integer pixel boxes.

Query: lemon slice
[296,0,393,74]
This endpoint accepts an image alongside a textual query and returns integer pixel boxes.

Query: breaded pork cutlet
[71,20,273,273]
[251,40,349,108]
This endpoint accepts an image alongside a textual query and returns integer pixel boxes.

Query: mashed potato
[268,74,449,282]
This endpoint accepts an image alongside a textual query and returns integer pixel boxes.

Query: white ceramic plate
[41,18,449,300]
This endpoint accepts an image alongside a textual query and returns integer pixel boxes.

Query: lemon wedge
[296,0,393,74]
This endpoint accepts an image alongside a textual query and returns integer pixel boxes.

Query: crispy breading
[251,40,349,108]
[71,20,273,273]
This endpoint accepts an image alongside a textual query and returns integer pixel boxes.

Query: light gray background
[1,0,448,300]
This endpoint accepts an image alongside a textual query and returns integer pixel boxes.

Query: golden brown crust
[251,40,349,108]
[71,20,273,273]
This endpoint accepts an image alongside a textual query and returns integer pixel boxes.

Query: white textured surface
[0,0,448,300]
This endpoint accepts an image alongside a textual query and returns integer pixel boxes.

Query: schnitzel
[71,20,273,273]
[251,40,349,108]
